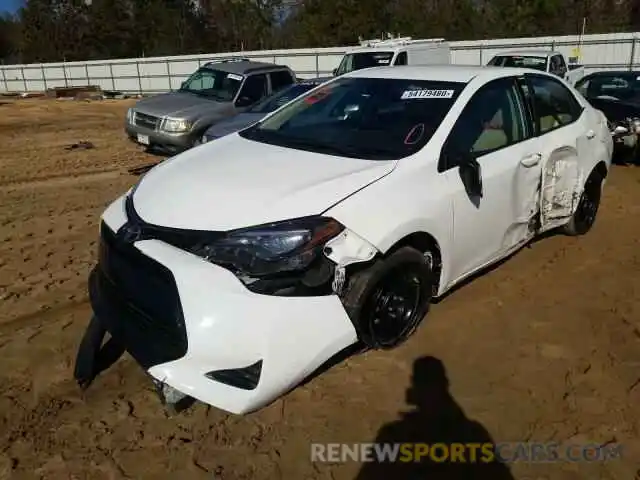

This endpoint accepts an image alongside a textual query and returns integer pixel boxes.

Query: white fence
[2,31,640,94]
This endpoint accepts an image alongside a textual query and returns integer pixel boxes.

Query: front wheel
[562,170,603,236]
[341,246,433,349]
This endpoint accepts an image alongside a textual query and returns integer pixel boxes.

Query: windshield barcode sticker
[401,89,454,99]
[227,73,243,81]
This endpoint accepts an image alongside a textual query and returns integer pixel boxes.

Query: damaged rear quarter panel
[540,146,584,229]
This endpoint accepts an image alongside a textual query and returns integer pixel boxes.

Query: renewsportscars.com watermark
[310,442,624,464]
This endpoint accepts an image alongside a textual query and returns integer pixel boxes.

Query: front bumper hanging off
[74,313,195,413]
[74,215,359,415]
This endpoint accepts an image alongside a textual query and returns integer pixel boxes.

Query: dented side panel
[540,147,583,230]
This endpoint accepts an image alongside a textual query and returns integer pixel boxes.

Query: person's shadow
[354,356,515,480]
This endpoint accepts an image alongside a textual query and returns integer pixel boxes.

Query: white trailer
[333,36,451,76]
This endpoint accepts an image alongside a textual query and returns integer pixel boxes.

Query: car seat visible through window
[471,89,509,153]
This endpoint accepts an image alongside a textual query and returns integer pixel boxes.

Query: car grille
[89,221,188,369]
[134,111,160,130]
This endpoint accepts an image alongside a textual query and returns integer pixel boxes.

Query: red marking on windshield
[304,88,331,104]
[404,123,425,145]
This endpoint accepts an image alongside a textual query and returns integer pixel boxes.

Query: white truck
[332,36,451,76]
[487,50,586,86]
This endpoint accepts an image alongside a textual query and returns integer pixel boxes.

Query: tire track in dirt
[0,168,123,191]
[0,298,89,335]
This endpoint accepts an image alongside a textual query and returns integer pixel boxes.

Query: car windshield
[239,77,466,160]
[488,55,547,71]
[248,83,320,114]
[336,51,394,76]
[179,67,243,101]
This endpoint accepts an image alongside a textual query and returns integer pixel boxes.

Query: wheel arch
[384,231,444,296]
[593,160,608,180]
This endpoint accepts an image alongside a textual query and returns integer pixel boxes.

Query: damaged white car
[74,65,613,415]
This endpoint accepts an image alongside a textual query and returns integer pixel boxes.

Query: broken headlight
[189,216,344,277]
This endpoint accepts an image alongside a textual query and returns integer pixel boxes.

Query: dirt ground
[0,98,639,480]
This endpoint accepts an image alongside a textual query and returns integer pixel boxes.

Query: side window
[594,75,632,100]
[551,55,567,77]
[575,78,590,97]
[270,70,294,92]
[237,74,268,106]
[444,78,530,165]
[528,74,583,134]
[394,52,408,66]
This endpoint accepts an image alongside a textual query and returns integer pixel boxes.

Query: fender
[325,161,454,297]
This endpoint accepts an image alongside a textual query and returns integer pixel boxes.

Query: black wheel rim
[575,175,601,231]
[364,265,424,347]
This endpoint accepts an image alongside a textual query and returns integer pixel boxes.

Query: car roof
[201,59,289,75]
[297,76,332,84]
[345,64,550,83]
[582,70,640,78]
[493,50,556,57]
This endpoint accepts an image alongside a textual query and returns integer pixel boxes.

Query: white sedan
[74,65,613,415]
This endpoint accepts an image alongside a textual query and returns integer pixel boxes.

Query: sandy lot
[0,98,639,480]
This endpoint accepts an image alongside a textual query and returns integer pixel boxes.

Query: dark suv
[125,58,296,153]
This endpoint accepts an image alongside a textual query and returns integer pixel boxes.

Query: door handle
[520,153,542,167]
[586,130,596,139]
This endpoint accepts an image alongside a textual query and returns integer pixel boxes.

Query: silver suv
[125,58,296,153]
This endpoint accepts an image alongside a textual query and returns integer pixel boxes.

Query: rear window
[488,55,547,71]
[240,77,466,160]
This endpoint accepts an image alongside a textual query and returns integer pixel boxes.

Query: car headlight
[162,117,191,133]
[189,216,344,277]
[126,108,135,123]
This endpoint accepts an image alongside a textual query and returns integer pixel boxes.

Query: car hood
[134,91,232,118]
[204,113,265,138]
[131,135,397,231]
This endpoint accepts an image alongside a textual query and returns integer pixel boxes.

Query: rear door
[524,73,594,231]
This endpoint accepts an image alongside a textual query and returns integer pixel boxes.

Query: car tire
[341,246,433,350]
[562,169,603,236]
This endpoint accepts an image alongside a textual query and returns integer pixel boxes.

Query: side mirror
[452,150,483,198]
[180,81,187,89]
[332,68,338,76]
[613,125,629,135]
[236,96,254,107]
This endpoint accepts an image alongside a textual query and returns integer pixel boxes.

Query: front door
[235,73,269,110]
[440,76,542,282]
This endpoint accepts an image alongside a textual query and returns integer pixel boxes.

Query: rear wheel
[341,247,433,349]
[562,170,603,236]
